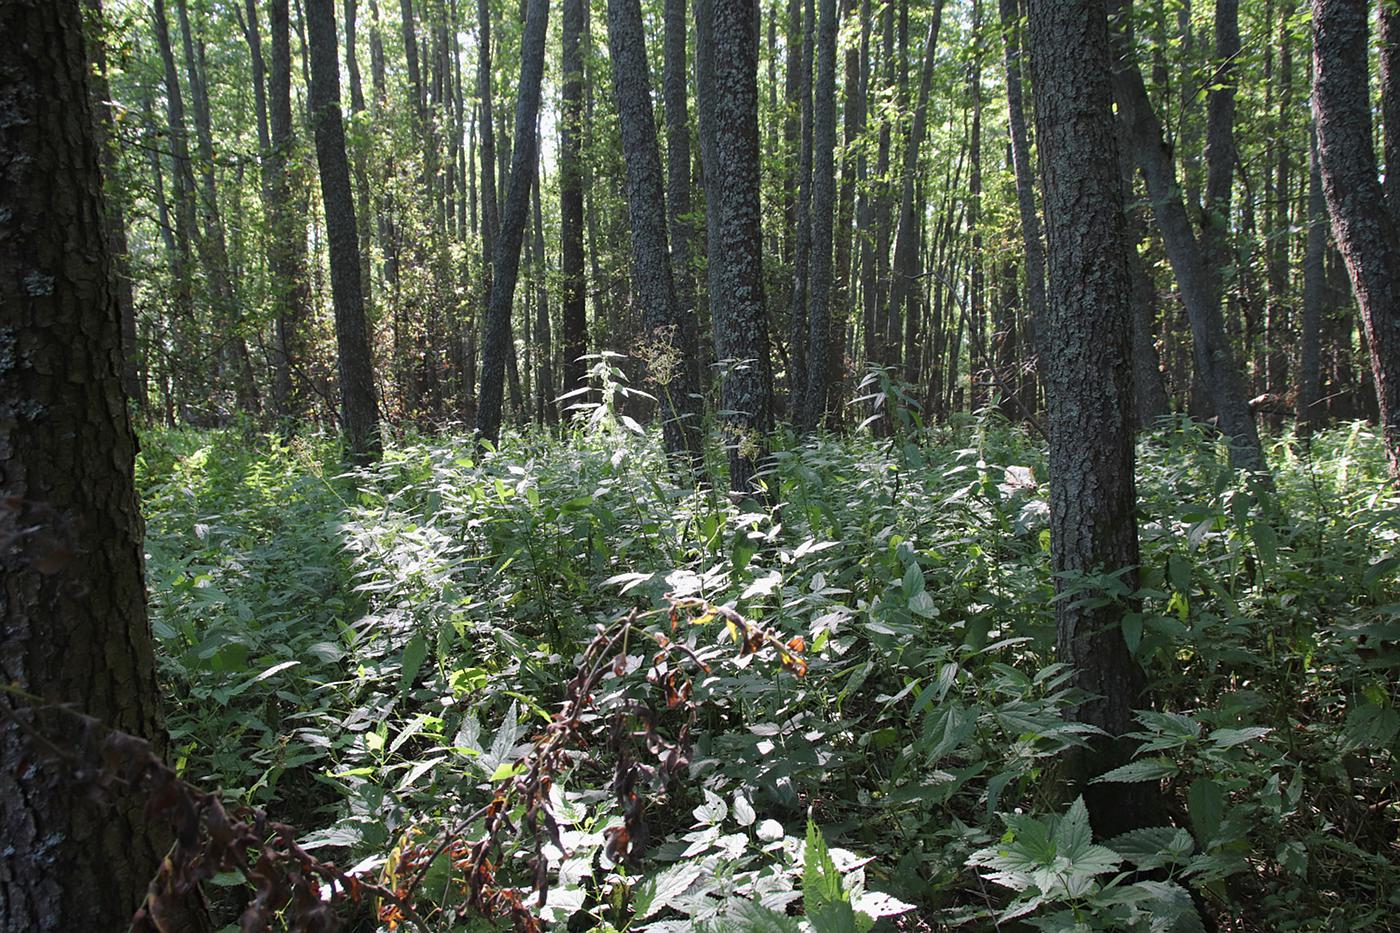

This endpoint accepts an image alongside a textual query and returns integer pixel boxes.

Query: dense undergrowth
[137,407,1400,932]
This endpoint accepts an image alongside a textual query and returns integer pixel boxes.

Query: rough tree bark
[663,0,701,394]
[476,0,550,445]
[1027,0,1158,838]
[999,0,1045,405]
[1312,0,1400,478]
[606,0,706,472]
[696,0,775,496]
[269,0,313,421]
[560,0,588,406]
[0,2,191,927]
[305,0,382,460]
[799,0,838,428]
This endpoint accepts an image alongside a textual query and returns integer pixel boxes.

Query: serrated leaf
[634,862,704,920]
[398,633,428,696]
[1090,757,1179,784]
[1208,726,1271,748]
[1187,778,1225,845]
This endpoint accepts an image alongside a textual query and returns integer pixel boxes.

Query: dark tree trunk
[269,0,313,421]
[999,0,1045,406]
[1027,0,1158,839]
[967,0,984,404]
[306,0,382,460]
[1108,0,1268,476]
[345,0,376,314]
[606,0,705,472]
[1200,0,1239,300]
[1380,0,1400,215]
[784,0,802,266]
[176,0,259,415]
[531,164,556,424]
[85,0,143,410]
[696,0,775,496]
[152,0,199,413]
[887,1,946,380]
[799,0,838,428]
[1299,115,1326,435]
[476,0,550,445]
[830,0,862,424]
[0,3,191,928]
[560,0,588,408]
[664,0,701,395]
[1117,115,1172,428]
[787,0,814,398]
[1312,0,1400,478]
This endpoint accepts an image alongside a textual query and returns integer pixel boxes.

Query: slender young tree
[476,0,550,445]
[0,2,199,927]
[305,0,382,460]
[1312,0,1400,478]
[1027,0,1158,837]
[696,0,775,495]
[663,0,699,390]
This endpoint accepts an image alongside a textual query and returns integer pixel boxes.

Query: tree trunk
[696,0,776,496]
[1117,115,1172,428]
[1312,0,1400,478]
[269,0,313,421]
[606,0,706,472]
[306,0,383,460]
[344,0,376,315]
[560,0,588,410]
[887,1,947,381]
[1200,0,1239,301]
[152,0,200,415]
[176,0,259,415]
[787,0,814,400]
[0,3,189,927]
[999,0,1045,407]
[532,158,556,424]
[664,0,702,396]
[799,0,838,428]
[476,0,550,445]
[1298,115,1326,435]
[1026,0,1157,839]
[1107,0,1268,476]
[1380,0,1400,215]
[85,0,143,410]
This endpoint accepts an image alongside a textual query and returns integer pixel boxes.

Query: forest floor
[137,414,1400,932]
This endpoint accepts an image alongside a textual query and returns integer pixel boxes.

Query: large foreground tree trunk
[696,0,775,496]
[476,0,550,445]
[606,0,705,472]
[306,0,382,460]
[0,2,183,926]
[1026,0,1158,838]
[1312,0,1400,478]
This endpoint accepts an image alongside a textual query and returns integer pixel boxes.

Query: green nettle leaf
[724,899,803,932]
[634,862,705,920]
[902,562,925,598]
[1188,777,1226,846]
[397,632,428,696]
[1091,757,1180,784]
[1208,726,1272,748]
[803,819,851,923]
